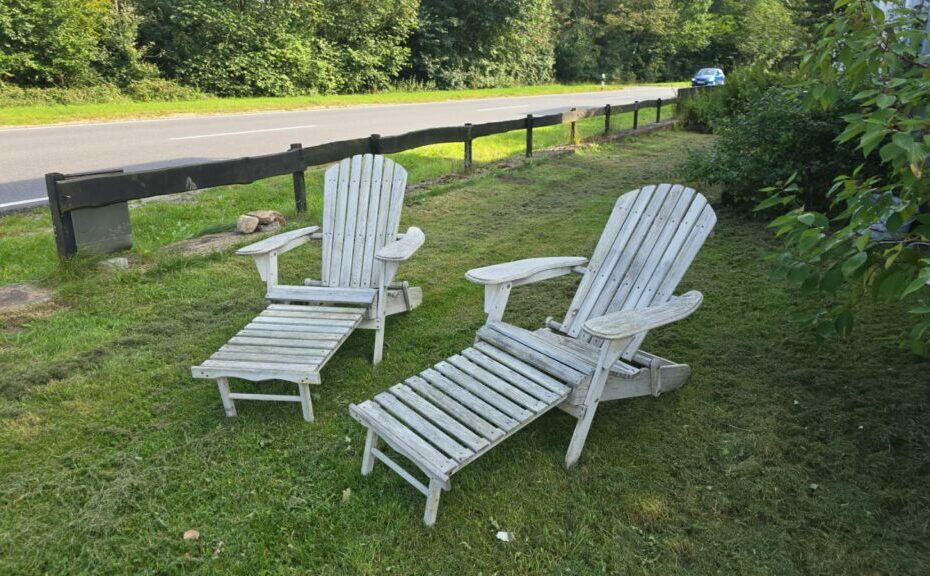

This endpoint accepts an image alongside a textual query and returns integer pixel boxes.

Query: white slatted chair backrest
[321,154,408,288]
[560,184,716,357]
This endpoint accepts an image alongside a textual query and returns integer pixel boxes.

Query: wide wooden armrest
[376,227,425,262]
[236,226,320,257]
[465,257,588,286]
[583,291,704,340]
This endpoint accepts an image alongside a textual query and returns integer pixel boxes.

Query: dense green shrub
[409,0,555,89]
[0,84,125,106]
[122,79,205,102]
[682,86,863,209]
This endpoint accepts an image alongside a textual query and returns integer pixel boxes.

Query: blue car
[691,68,725,87]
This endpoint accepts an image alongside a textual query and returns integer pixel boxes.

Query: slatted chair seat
[349,336,574,507]
[191,154,425,422]
[350,183,717,525]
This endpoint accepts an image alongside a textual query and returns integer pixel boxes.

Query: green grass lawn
[0,83,685,127]
[1,131,928,574]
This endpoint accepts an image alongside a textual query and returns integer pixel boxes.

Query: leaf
[901,268,930,297]
[842,252,868,278]
[875,93,896,109]
[755,195,789,211]
[859,129,887,157]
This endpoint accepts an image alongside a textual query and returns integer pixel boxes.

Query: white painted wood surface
[351,184,717,525]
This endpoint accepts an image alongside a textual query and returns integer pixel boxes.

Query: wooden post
[604,104,611,134]
[46,172,77,259]
[569,108,577,145]
[369,133,382,155]
[525,114,534,158]
[633,101,640,130]
[290,143,307,214]
[463,123,473,171]
[656,99,663,124]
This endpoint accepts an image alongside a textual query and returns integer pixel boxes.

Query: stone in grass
[182,529,200,541]
[99,257,130,271]
[247,210,286,226]
[258,221,281,233]
[236,214,260,234]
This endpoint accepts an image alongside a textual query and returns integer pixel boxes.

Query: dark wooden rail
[47,89,695,258]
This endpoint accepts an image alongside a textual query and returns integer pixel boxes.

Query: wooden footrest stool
[192,304,365,422]
[349,339,574,526]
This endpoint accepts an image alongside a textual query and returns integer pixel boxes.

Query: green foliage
[684,86,862,208]
[760,0,930,353]
[409,0,555,89]
[137,0,418,96]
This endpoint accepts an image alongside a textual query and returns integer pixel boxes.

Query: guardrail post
[526,114,534,158]
[46,172,77,259]
[604,104,611,134]
[463,123,473,171]
[569,108,577,145]
[633,101,640,130]
[290,143,307,214]
[656,99,663,124]
[369,133,382,155]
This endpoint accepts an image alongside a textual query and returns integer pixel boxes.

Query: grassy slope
[1,131,928,574]
[0,83,684,127]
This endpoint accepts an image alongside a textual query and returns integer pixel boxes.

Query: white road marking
[0,197,46,209]
[475,104,530,112]
[169,124,317,141]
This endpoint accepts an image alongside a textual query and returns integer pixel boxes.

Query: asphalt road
[0,85,676,213]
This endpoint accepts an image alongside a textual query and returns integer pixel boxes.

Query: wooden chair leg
[423,477,443,527]
[216,378,237,417]
[564,404,599,468]
[361,429,380,476]
[297,383,314,422]
[373,323,385,365]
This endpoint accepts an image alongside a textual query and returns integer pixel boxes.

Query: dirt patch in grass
[0,282,53,314]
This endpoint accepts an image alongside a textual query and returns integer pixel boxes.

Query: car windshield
[696,69,718,76]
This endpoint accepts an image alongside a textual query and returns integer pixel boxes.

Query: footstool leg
[298,383,314,422]
[216,378,237,417]
[361,429,381,475]
[423,477,444,527]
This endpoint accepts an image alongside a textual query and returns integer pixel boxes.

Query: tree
[409,0,555,89]
[760,0,930,353]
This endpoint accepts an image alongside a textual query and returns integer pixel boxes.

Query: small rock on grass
[236,215,260,234]
[258,221,281,233]
[495,531,514,542]
[183,529,200,541]
[247,210,286,225]
[99,257,129,271]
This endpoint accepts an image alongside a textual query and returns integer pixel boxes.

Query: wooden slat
[260,309,363,320]
[267,303,363,314]
[471,341,571,394]
[350,401,457,479]
[339,155,363,285]
[329,157,352,285]
[321,163,339,285]
[351,154,374,287]
[360,155,384,288]
[211,351,325,364]
[460,348,563,403]
[265,286,376,305]
[239,327,343,341]
[251,316,357,328]
[220,344,331,357]
[486,323,593,377]
[375,393,473,462]
[420,369,518,430]
[446,355,546,411]
[476,327,588,387]
[228,336,340,348]
[406,376,504,441]
[433,362,531,421]
[390,384,491,452]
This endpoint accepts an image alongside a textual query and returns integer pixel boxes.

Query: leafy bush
[678,88,727,132]
[122,79,205,102]
[682,86,863,209]
[0,85,126,106]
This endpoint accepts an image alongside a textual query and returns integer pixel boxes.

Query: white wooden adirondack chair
[192,154,425,421]
[349,183,716,525]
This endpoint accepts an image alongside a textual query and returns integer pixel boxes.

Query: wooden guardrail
[46,90,696,258]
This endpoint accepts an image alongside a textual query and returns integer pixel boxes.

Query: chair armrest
[235,225,320,257]
[376,227,425,262]
[583,291,704,341]
[465,257,588,287]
